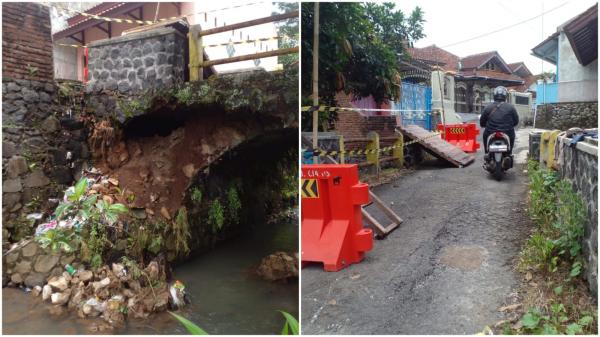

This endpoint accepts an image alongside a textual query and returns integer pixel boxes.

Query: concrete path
[301,128,534,334]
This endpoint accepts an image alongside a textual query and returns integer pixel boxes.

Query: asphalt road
[301,128,534,334]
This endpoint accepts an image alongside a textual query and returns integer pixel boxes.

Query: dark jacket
[480,101,519,132]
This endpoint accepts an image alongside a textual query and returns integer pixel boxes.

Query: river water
[3,218,298,335]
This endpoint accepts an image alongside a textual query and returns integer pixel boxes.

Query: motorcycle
[484,131,513,181]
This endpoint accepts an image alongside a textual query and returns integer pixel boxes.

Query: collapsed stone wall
[87,27,188,94]
[557,136,598,295]
[535,102,598,130]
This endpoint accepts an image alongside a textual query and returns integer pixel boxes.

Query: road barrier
[301,164,373,271]
[436,122,480,153]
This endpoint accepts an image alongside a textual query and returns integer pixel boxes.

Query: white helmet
[493,86,508,101]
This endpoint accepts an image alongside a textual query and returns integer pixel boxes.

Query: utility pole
[312,2,319,163]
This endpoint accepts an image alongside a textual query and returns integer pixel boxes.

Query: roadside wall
[86,27,187,94]
[557,135,598,295]
[535,102,598,130]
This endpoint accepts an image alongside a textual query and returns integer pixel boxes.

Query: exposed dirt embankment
[95,111,275,219]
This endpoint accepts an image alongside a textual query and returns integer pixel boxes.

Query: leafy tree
[272,2,299,67]
[301,2,425,131]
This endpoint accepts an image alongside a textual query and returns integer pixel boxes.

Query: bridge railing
[188,11,299,81]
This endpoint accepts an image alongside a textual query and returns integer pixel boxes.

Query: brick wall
[334,91,397,139]
[2,2,54,82]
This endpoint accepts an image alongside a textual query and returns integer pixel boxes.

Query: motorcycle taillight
[495,131,504,137]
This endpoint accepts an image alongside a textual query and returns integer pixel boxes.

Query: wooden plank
[369,191,403,225]
[397,124,475,167]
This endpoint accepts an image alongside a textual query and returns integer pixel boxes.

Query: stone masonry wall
[2,2,54,81]
[2,3,89,244]
[86,27,187,94]
[558,136,598,295]
[2,239,74,289]
[535,102,598,130]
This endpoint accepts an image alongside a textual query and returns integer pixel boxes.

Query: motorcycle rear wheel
[493,160,503,181]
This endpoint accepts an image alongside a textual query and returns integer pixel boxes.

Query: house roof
[460,51,512,73]
[456,69,524,84]
[508,62,533,77]
[532,4,598,66]
[53,2,147,41]
[563,3,598,66]
[407,45,460,71]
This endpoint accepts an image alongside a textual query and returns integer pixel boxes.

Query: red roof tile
[457,69,524,83]
[408,45,460,71]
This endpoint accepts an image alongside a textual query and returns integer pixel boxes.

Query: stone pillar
[431,70,461,124]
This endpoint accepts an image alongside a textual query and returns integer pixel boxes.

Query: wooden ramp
[398,124,475,167]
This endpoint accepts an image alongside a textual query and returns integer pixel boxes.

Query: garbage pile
[32,260,175,327]
[17,166,186,327]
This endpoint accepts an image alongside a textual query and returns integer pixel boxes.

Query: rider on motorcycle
[480,86,519,160]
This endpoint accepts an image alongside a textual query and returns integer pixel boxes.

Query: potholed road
[301,128,534,334]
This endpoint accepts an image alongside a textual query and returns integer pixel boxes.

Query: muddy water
[3,217,298,335]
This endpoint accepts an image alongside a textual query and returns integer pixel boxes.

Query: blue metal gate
[391,82,433,130]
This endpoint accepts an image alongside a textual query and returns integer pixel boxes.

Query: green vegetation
[191,187,203,204]
[503,160,597,335]
[175,86,194,105]
[301,2,425,130]
[169,312,208,335]
[36,228,77,253]
[279,311,299,335]
[517,306,594,335]
[169,311,298,335]
[118,97,150,119]
[208,199,225,231]
[35,177,129,269]
[173,207,191,256]
[127,221,166,262]
[519,161,586,274]
[226,186,241,225]
[272,2,299,66]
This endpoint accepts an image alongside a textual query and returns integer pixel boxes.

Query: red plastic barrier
[301,164,373,272]
[437,122,480,153]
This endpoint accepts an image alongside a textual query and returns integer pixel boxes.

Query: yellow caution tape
[311,131,444,157]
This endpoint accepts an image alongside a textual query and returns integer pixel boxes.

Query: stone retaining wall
[535,102,598,130]
[557,135,598,295]
[2,239,73,288]
[2,79,90,242]
[86,27,187,94]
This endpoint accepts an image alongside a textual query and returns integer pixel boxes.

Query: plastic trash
[85,298,107,312]
[34,220,58,236]
[26,213,43,220]
[65,264,76,276]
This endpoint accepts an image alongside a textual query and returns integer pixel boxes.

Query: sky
[393,0,598,75]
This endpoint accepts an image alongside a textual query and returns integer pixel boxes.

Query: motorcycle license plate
[489,144,508,152]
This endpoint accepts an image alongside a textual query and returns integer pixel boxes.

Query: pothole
[439,245,488,271]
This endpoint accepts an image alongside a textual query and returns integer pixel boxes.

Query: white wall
[557,32,598,102]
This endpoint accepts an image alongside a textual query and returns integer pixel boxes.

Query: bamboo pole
[201,47,298,67]
[312,3,320,163]
[198,11,298,37]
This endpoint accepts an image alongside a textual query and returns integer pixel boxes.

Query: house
[532,3,598,105]
[407,46,530,118]
[51,2,280,81]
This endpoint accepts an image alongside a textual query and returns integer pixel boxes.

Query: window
[515,96,529,105]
